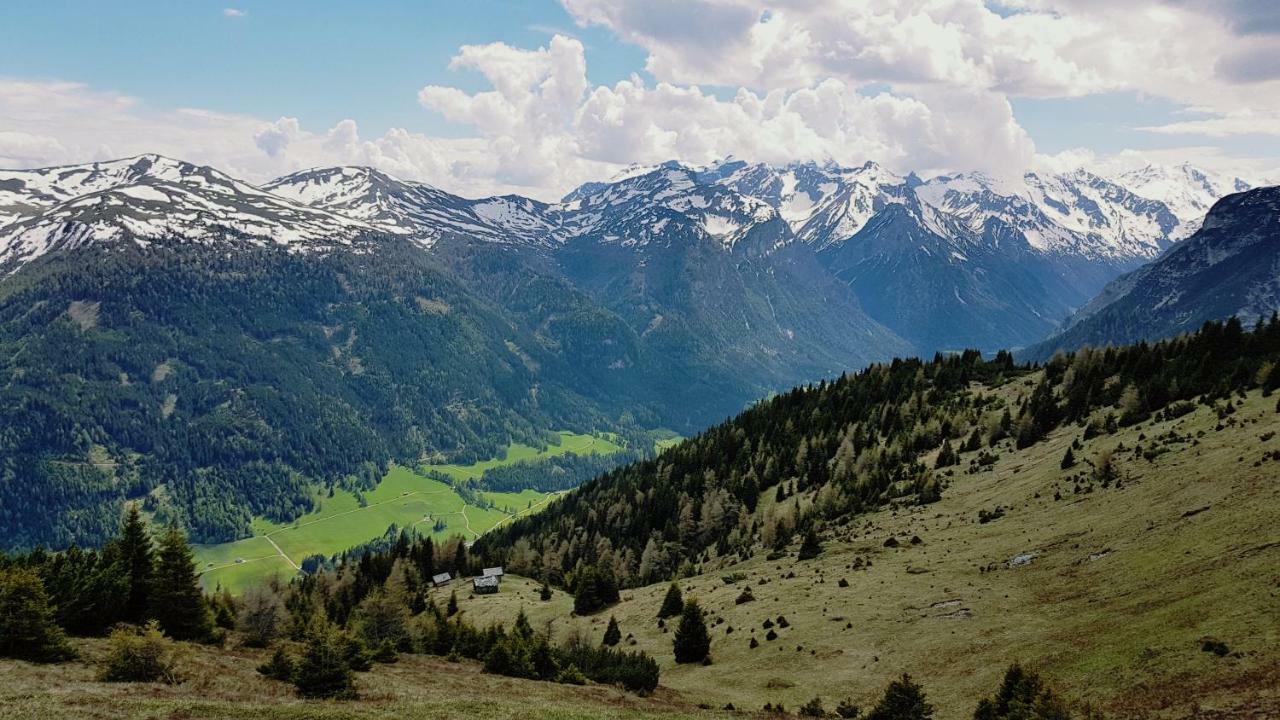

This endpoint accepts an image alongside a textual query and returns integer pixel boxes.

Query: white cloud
[2,0,1278,200]
[562,0,1280,137]
[223,8,247,19]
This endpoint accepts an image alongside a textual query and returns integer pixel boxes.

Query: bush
[257,646,295,681]
[0,567,74,663]
[836,698,862,718]
[238,585,285,648]
[556,663,587,685]
[800,697,827,717]
[98,621,183,684]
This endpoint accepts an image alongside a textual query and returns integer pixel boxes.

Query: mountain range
[0,152,1269,550]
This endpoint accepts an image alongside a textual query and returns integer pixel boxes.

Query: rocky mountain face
[1025,185,1280,359]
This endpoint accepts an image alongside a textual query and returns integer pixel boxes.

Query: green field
[194,431,630,594]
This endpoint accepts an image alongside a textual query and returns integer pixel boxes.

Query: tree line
[474,318,1280,590]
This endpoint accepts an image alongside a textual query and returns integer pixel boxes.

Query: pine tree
[866,673,934,720]
[446,590,459,617]
[798,527,823,560]
[602,616,622,646]
[973,663,1071,720]
[147,523,214,641]
[673,599,711,664]
[0,567,74,662]
[1060,447,1076,470]
[935,439,958,468]
[657,582,684,619]
[539,580,553,601]
[118,504,153,624]
[293,621,357,699]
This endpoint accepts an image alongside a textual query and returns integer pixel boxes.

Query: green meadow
[194,431,631,594]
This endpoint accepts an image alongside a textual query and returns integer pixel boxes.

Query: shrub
[836,698,862,718]
[556,663,587,685]
[98,621,183,684]
[257,646,295,681]
[735,587,755,604]
[800,697,826,717]
[238,585,285,648]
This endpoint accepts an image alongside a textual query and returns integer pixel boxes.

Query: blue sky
[1,1,1276,197]
[1,1,644,137]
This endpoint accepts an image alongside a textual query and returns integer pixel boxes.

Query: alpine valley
[0,154,1268,553]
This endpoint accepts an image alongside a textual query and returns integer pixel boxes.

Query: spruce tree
[673,599,711,664]
[148,523,214,641]
[657,582,684,619]
[798,527,823,560]
[118,504,154,624]
[602,615,622,646]
[539,580,553,601]
[293,621,357,699]
[1060,447,1076,470]
[446,590,459,617]
[866,673,934,720]
[0,567,73,662]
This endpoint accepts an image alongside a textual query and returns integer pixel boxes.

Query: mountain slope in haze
[1026,185,1280,358]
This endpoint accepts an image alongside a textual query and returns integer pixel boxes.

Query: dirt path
[264,535,301,570]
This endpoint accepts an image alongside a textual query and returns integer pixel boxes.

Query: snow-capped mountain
[915,169,1181,262]
[1114,163,1252,235]
[264,166,561,247]
[558,161,780,252]
[0,155,381,271]
[1026,184,1280,358]
[702,159,915,249]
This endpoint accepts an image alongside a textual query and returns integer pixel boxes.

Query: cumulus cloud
[223,8,247,19]
[563,0,1280,138]
[2,0,1278,198]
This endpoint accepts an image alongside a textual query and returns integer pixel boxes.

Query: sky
[1,0,1278,200]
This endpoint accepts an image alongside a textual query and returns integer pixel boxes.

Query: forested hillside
[475,318,1280,586]
[0,241,641,548]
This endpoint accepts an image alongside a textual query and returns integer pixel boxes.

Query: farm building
[473,575,500,594]
[481,566,504,581]
[432,572,452,587]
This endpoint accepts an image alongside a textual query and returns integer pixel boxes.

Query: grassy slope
[450,385,1280,719]
[0,637,729,720]
[196,432,626,594]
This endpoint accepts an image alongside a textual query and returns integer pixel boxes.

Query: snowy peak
[266,166,560,247]
[916,169,1180,262]
[559,163,779,251]
[0,156,384,271]
[1115,163,1253,231]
